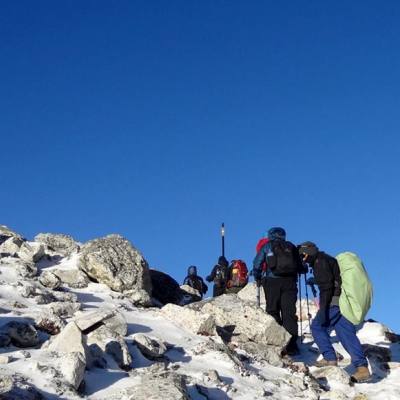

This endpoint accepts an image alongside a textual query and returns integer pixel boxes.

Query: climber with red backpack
[253,227,307,356]
[225,259,249,294]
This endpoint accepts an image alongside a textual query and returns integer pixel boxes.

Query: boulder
[311,366,351,389]
[15,261,38,279]
[39,271,61,290]
[73,309,116,333]
[106,371,189,400]
[18,242,45,264]
[362,343,391,363]
[180,284,202,305]
[0,334,11,347]
[0,355,11,364]
[0,236,24,258]
[78,235,152,297]
[189,294,290,348]
[0,225,23,242]
[150,269,182,305]
[1,321,39,348]
[34,233,79,257]
[0,374,43,400]
[161,303,216,336]
[35,311,65,335]
[0,237,44,265]
[48,302,81,318]
[58,352,86,390]
[87,325,132,370]
[48,321,89,360]
[73,309,127,335]
[237,282,266,307]
[123,289,153,307]
[51,268,89,289]
[133,333,167,359]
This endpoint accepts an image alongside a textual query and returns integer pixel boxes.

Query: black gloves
[206,275,213,283]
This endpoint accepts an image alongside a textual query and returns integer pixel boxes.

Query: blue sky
[1,1,399,331]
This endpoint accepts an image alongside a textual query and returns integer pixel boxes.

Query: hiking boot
[314,358,338,367]
[351,366,371,383]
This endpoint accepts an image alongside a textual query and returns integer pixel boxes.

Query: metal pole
[298,274,303,342]
[221,223,225,257]
[304,274,312,331]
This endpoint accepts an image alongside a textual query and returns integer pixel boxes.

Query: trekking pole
[221,223,225,257]
[256,281,261,307]
[304,274,312,332]
[298,274,303,342]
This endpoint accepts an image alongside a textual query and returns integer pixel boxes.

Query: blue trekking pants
[311,305,368,368]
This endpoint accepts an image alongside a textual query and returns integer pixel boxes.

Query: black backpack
[267,239,300,277]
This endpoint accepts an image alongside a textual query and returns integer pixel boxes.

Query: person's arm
[253,245,267,281]
[206,266,216,282]
[201,278,208,294]
[314,257,335,325]
[183,276,189,286]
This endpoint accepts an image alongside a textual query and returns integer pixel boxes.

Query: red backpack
[228,259,248,288]
[256,238,269,272]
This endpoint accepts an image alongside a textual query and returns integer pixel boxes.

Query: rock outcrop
[132,333,167,359]
[150,269,182,305]
[34,233,79,257]
[78,235,152,304]
[0,321,39,348]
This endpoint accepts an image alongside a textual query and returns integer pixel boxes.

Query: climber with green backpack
[298,242,373,383]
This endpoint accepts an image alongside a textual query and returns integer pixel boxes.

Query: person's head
[218,256,228,267]
[188,265,197,276]
[298,241,319,264]
[267,227,286,241]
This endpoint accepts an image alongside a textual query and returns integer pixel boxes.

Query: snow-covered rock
[87,325,132,370]
[311,366,351,389]
[34,233,79,257]
[180,284,202,304]
[47,321,88,359]
[58,351,86,390]
[132,333,167,359]
[0,225,23,242]
[0,321,39,348]
[106,370,189,400]
[161,303,216,336]
[38,270,61,290]
[0,373,43,399]
[190,294,291,348]
[51,267,89,288]
[78,235,152,298]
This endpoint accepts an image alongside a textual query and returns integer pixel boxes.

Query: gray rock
[78,234,152,295]
[16,261,38,279]
[362,343,391,363]
[103,311,128,336]
[106,371,189,400]
[0,236,24,257]
[34,233,79,257]
[180,284,202,305]
[73,309,117,333]
[39,271,61,290]
[124,289,153,307]
[0,374,43,400]
[133,333,167,359]
[58,352,86,390]
[48,302,81,318]
[239,341,283,367]
[311,366,351,388]
[190,294,291,348]
[161,303,216,336]
[87,325,132,370]
[150,269,183,305]
[237,282,266,307]
[0,225,23,242]
[35,311,66,335]
[0,355,11,364]
[51,268,89,288]
[18,242,45,264]
[1,321,39,348]
[48,321,89,361]
[0,334,11,347]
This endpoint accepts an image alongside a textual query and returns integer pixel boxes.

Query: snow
[1,253,400,399]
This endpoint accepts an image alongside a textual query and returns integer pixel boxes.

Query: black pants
[213,283,226,297]
[263,277,298,345]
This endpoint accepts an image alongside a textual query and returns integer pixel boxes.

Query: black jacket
[206,257,229,285]
[183,275,208,295]
[310,251,342,312]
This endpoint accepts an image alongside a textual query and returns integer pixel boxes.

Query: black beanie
[298,241,319,257]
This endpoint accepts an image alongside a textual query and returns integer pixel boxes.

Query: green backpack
[336,252,373,325]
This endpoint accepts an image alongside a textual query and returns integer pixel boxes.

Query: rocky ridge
[0,224,399,400]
